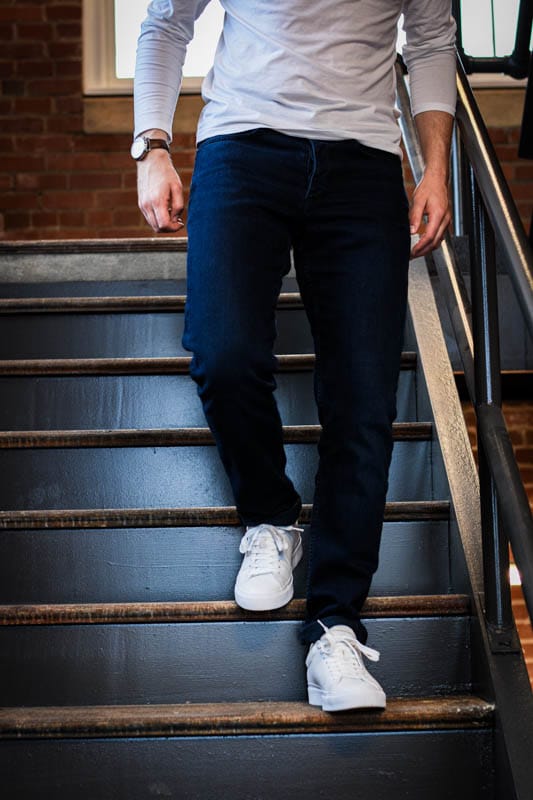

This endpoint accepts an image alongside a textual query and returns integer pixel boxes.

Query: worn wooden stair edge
[0,422,432,449]
[0,353,418,376]
[0,595,470,626]
[0,697,494,739]
[0,237,189,255]
[0,501,450,530]
[0,293,306,313]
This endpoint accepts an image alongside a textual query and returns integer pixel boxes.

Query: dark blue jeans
[182,128,411,644]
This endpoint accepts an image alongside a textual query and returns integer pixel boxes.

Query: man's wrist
[422,165,449,182]
[137,128,170,142]
[135,147,172,167]
[131,133,171,162]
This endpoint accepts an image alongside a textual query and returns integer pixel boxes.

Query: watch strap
[145,138,170,153]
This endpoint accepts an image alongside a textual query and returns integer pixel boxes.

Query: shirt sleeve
[133,0,212,141]
[401,0,457,118]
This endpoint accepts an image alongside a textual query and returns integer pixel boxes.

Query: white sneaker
[306,621,386,711]
[234,523,303,611]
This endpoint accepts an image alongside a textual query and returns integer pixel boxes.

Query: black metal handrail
[395,60,533,636]
[455,62,533,340]
[452,0,533,79]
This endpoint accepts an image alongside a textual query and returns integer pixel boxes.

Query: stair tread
[0,501,450,529]
[0,422,431,448]
[0,696,494,739]
[0,594,470,625]
[0,293,306,313]
[0,237,188,255]
[0,352,417,375]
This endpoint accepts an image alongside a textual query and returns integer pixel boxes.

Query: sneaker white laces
[315,620,380,681]
[239,523,303,576]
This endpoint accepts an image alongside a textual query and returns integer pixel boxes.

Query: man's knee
[188,345,278,396]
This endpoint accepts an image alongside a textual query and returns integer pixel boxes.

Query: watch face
[130,138,147,160]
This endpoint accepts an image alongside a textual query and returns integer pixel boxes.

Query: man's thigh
[183,130,303,357]
[293,141,411,411]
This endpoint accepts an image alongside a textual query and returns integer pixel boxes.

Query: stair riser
[0,730,493,800]
[0,618,471,705]
[0,521,451,603]
[0,311,319,358]
[0,371,418,428]
[0,279,190,298]
[0,274,422,360]
[0,441,434,510]
[0,299,418,359]
[0,250,189,284]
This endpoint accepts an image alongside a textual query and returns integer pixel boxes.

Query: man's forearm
[414,110,454,179]
[409,110,454,256]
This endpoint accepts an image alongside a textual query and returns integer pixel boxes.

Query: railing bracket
[486,623,522,655]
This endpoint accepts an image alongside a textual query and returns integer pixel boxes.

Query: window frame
[83,0,204,96]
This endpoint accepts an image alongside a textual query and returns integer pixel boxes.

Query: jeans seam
[304,140,317,200]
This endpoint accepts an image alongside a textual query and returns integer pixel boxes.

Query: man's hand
[409,170,451,258]
[409,110,454,258]
[137,135,185,233]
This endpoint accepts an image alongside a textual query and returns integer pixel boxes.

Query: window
[83,0,224,95]
[459,0,532,87]
[460,0,530,58]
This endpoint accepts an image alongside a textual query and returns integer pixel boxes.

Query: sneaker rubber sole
[307,684,386,712]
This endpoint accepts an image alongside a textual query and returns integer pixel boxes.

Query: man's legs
[182,129,303,529]
[183,129,410,708]
[292,139,411,646]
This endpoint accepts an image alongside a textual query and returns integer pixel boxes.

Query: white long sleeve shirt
[134,0,456,157]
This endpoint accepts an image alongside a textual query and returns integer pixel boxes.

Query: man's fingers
[409,195,425,235]
[153,199,172,231]
[141,183,183,233]
[165,181,185,230]
[140,199,183,233]
[410,184,450,255]
[409,173,452,257]
[148,178,184,232]
[170,181,184,216]
[152,205,184,232]
[141,205,158,233]
[411,209,450,256]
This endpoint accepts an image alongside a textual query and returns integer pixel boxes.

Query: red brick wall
[462,401,533,526]
[491,127,533,235]
[0,0,195,239]
[0,0,532,240]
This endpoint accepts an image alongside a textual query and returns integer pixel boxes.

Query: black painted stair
[0,596,472,705]
[0,699,495,799]
[0,242,494,799]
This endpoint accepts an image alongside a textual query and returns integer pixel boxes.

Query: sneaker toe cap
[236,573,285,596]
[321,679,386,711]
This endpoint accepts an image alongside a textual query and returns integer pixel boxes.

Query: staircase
[0,239,506,798]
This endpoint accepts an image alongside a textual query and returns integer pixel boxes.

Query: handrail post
[466,164,517,646]
[508,0,533,79]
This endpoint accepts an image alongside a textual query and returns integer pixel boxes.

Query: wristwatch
[130,136,170,161]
